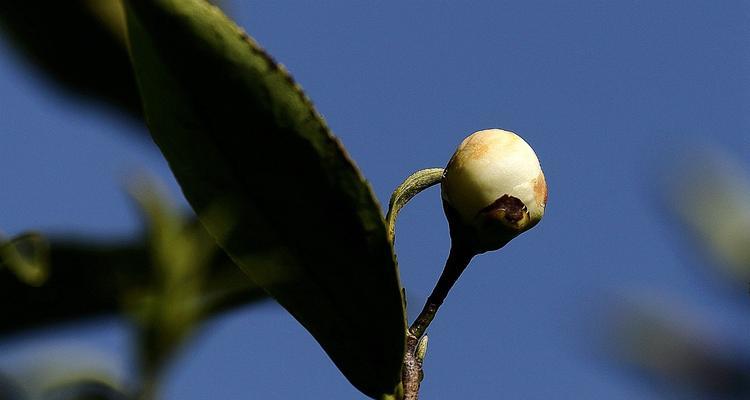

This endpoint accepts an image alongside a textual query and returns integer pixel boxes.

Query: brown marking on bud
[533,172,548,207]
[478,194,529,230]
[449,135,492,171]
[461,137,491,161]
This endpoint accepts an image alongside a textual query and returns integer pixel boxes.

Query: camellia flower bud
[441,129,547,253]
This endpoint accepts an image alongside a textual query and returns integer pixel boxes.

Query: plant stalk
[402,244,474,399]
[410,244,474,339]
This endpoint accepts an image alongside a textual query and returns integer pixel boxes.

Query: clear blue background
[1,1,750,398]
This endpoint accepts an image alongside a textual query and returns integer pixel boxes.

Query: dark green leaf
[124,0,406,397]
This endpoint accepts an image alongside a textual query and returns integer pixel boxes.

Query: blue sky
[1,1,750,398]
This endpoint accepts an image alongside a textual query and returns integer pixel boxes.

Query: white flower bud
[441,129,547,252]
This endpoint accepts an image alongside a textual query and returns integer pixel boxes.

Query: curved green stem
[385,168,444,244]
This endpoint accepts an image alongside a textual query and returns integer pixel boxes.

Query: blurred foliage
[125,0,406,398]
[0,344,127,400]
[0,0,142,122]
[670,149,750,285]
[0,0,226,128]
[0,180,268,399]
[0,232,50,287]
[607,300,750,399]
[0,371,25,400]
[0,229,265,335]
[602,147,750,399]
[127,178,236,395]
[43,380,128,400]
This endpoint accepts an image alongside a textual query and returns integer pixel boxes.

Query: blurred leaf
[127,178,234,390]
[124,0,406,397]
[0,232,49,287]
[42,380,128,400]
[606,299,750,399]
[7,345,127,400]
[0,231,265,335]
[669,149,750,284]
[0,371,26,400]
[0,0,143,121]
